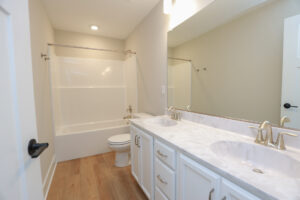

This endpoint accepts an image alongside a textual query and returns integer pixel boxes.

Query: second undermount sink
[144,117,178,127]
[210,141,300,178]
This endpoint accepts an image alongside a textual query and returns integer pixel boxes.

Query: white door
[139,130,153,200]
[130,127,140,182]
[281,14,300,129]
[220,179,261,200]
[178,154,220,200]
[0,0,44,200]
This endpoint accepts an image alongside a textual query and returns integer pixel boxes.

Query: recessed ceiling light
[90,25,98,31]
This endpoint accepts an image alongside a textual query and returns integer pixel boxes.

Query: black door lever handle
[284,103,298,109]
[28,139,49,158]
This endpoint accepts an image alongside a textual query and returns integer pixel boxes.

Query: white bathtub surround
[50,56,138,127]
[55,113,152,162]
[55,120,129,162]
[48,54,139,161]
[130,116,300,200]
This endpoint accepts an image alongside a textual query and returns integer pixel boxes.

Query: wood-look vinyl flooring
[47,152,147,200]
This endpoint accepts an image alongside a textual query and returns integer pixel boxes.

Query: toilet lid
[108,134,130,144]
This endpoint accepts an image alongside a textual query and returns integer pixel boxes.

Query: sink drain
[252,168,264,174]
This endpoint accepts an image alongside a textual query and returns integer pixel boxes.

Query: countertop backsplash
[165,109,300,150]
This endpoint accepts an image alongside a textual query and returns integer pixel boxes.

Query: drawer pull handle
[157,150,168,158]
[208,188,214,200]
[134,135,137,145]
[137,136,141,148]
[157,175,168,184]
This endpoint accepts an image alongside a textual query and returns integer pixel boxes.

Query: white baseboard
[43,155,57,200]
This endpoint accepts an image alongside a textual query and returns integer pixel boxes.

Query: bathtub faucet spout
[123,115,132,119]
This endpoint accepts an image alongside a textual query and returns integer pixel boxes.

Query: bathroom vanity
[130,116,300,200]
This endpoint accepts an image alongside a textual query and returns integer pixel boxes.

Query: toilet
[108,134,131,167]
[108,113,153,167]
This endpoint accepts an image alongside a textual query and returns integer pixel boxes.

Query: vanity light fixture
[90,25,99,31]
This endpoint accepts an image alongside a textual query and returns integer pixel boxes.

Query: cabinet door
[130,127,140,183]
[220,179,261,200]
[155,187,169,200]
[139,129,154,199]
[178,154,220,200]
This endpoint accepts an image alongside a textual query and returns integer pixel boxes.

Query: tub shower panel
[54,57,127,127]
[49,56,137,161]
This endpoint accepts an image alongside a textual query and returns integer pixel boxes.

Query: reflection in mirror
[167,57,191,110]
[167,0,300,130]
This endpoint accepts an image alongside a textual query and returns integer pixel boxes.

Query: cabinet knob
[157,175,168,184]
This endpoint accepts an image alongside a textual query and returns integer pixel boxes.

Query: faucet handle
[249,126,264,144]
[249,126,263,130]
[275,132,298,150]
[168,106,174,111]
[186,105,191,111]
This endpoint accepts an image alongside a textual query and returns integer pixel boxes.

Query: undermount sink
[144,117,178,127]
[210,141,300,178]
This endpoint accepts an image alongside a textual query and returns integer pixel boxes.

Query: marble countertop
[130,116,300,200]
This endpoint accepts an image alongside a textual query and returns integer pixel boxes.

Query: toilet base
[115,151,130,167]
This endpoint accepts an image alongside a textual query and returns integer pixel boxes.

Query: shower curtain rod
[47,43,136,55]
[168,57,191,62]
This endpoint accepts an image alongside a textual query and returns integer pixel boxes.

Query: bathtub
[55,119,130,162]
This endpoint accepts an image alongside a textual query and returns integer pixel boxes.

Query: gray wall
[126,0,169,115]
[54,30,125,60]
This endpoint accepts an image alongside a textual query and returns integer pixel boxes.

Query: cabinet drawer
[155,140,176,169]
[155,187,168,200]
[155,158,175,200]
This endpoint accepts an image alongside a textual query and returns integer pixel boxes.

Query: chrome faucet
[168,106,181,120]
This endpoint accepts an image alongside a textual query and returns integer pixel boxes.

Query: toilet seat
[108,134,130,145]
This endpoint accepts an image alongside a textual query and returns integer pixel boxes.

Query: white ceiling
[168,0,274,47]
[42,0,160,39]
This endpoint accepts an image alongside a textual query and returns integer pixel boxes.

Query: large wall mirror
[167,0,300,130]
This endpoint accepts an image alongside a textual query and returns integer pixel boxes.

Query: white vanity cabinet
[130,126,154,200]
[131,124,262,200]
[220,179,261,200]
[177,154,220,200]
